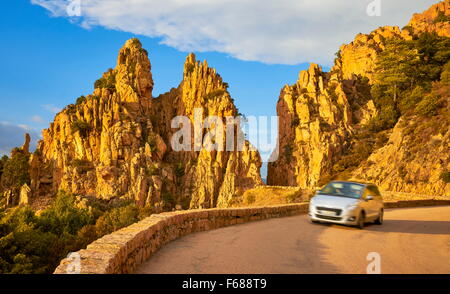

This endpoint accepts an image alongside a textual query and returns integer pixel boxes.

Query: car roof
[329,180,376,187]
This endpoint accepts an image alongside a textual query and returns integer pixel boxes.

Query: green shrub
[146,164,159,176]
[319,119,332,131]
[65,104,77,115]
[415,93,439,117]
[175,162,184,178]
[367,104,399,132]
[204,89,226,100]
[94,204,139,237]
[147,134,158,152]
[402,25,414,35]
[38,191,94,236]
[75,95,86,105]
[71,120,91,138]
[299,88,308,95]
[399,86,424,114]
[441,61,450,85]
[245,193,255,204]
[185,63,195,75]
[71,159,93,174]
[332,140,373,174]
[433,11,450,24]
[162,192,175,210]
[0,149,30,193]
[94,70,116,91]
[0,155,8,180]
[398,166,407,180]
[327,83,339,102]
[440,171,450,183]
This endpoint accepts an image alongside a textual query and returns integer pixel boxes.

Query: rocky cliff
[268,1,450,196]
[336,0,449,82]
[267,62,378,188]
[151,53,263,208]
[353,110,449,196]
[407,0,450,38]
[29,38,262,210]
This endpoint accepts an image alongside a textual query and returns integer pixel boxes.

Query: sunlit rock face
[267,63,362,189]
[32,39,262,210]
[268,1,450,196]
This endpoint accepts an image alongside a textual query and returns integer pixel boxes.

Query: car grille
[316,206,342,216]
[315,214,342,221]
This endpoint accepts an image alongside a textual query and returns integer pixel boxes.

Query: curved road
[135,206,450,274]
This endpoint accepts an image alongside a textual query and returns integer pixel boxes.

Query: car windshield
[318,182,364,199]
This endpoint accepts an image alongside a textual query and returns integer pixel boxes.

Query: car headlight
[346,203,359,210]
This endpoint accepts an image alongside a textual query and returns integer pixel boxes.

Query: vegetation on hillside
[0,191,153,274]
[369,32,450,131]
[94,69,116,91]
[0,149,30,199]
[330,32,450,181]
[235,186,313,207]
[0,155,10,184]
[71,119,91,138]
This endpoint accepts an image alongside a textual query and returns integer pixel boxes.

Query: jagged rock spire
[21,133,30,154]
[115,38,154,100]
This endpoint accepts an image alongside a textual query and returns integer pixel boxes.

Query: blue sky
[0,1,309,157]
[0,0,439,178]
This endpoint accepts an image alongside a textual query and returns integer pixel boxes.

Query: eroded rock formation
[267,63,377,188]
[268,1,450,196]
[30,39,261,210]
[407,0,450,38]
[352,115,450,196]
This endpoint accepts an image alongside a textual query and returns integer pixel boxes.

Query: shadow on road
[313,220,450,235]
[366,220,450,235]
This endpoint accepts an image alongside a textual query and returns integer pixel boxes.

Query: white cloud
[42,104,62,114]
[31,0,439,65]
[0,122,40,155]
[31,115,45,123]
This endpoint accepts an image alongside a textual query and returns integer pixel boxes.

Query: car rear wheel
[375,209,383,225]
[356,212,365,229]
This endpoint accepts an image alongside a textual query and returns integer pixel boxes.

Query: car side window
[367,185,382,200]
[373,186,381,197]
[366,186,377,198]
[362,187,370,199]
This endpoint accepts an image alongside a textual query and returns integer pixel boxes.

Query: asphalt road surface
[135,206,450,274]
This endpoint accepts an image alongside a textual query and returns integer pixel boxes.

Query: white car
[308,181,384,229]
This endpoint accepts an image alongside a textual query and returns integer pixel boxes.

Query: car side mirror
[366,195,374,201]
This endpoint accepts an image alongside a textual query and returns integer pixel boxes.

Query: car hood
[311,194,359,209]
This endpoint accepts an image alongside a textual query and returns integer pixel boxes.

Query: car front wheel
[356,212,365,229]
[375,209,383,225]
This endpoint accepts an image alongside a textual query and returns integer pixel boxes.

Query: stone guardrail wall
[54,199,450,274]
[383,199,450,208]
[54,203,309,274]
